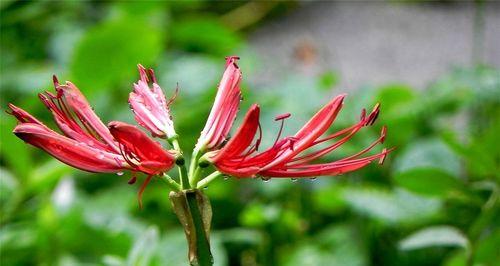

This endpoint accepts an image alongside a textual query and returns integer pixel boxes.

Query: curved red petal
[108,121,175,174]
[261,94,345,170]
[212,104,260,162]
[13,123,127,173]
[57,82,120,152]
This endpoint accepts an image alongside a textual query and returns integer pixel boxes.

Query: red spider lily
[205,94,392,179]
[196,56,242,151]
[129,65,177,139]
[8,77,176,205]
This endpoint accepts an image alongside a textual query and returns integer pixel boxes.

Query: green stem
[196,171,223,189]
[160,174,181,191]
[172,137,182,152]
[190,167,203,187]
[169,190,213,266]
[170,138,190,189]
[186,191,213,266]
[189,151,199,179]
[189,148,203,187]
[179,164,190,190]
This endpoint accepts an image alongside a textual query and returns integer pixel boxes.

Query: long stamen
[336,126,387,162]
[272,113,291,147]
[137,175,153,209]
[236,143,258,166]
[289,122,365,165]
[255,121,263,151]
[57,96,96,138]
[166,83,179,107]
[118,143,138,168]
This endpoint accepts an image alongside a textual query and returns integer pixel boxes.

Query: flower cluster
[9,56,391,202]
[8,70,177,206]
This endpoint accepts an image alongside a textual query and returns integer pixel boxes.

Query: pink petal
[197,57,242,150]
[129,65,175,138]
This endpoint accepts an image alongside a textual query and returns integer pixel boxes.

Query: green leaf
[393,167,462,197]
[239,202,279,227]
[374,84,418,145]
[315,224,368,266]
[81,185,146,238]
[126,226,159,266]
[102,255,125,266]
[342,187,442,225]
[27,160,72,194]
[376,84,417,121]
[399,226,469,251]
[473,227,500,266]
[158,55,220,96]
[282,224,368,266]
[0,112,31,179]
[0,168,18,208]
[282,245,335,266]
[443,250,467,266]
[217,228,263,245]
[171,17,241,56]
[393,138,461,177]
[318,71,339,90]
[71,18,163,92]
[312,184,346,215]
[468,116,500,180]
[0,223,37,251]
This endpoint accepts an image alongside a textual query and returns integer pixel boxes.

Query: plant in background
[8,56,391,266]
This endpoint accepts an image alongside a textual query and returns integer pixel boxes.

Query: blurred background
[1,1,499,266]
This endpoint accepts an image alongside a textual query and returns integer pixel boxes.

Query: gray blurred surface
[249,2,500,90]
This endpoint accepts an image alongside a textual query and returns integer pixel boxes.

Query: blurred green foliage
[1,1,499,266]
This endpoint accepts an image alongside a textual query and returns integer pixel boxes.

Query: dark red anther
[366,103,380,126]
[52,75,60,87]
[225,56,240,68]
[360,108,366,121]
[275,113,291,121]
[148,68,157,84]
[127,175,137,185]
[380,126,387,144]
[137,64,149,83]
[378,148,388,165]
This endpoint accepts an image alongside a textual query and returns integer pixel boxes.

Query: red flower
[205,94,392,179]
[8,77,176,177]
[129,65,177,139]
[195,56,242,151]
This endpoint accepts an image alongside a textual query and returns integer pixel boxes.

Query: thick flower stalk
[9,56,391,266]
